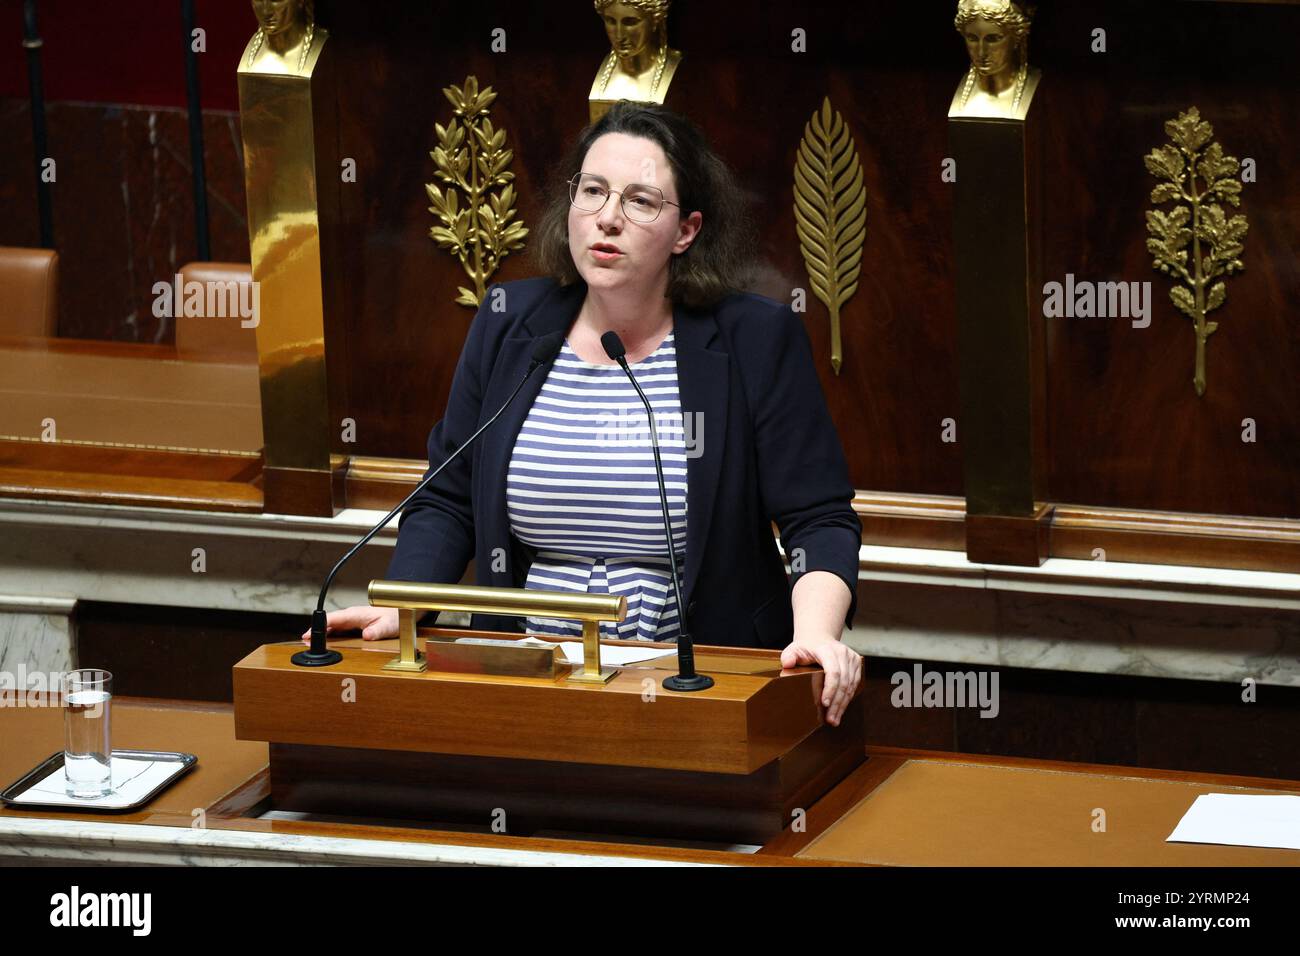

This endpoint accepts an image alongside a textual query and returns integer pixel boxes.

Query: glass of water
[62,669,113,798]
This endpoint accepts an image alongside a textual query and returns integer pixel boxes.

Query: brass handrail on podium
[367,580,627,683]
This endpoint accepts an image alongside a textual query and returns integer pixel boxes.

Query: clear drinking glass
[62,669,113,798]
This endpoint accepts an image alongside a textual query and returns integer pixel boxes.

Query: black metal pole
[181,0,210,261]
[22,0,53,248]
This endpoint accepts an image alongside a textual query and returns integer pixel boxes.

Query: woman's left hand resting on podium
[782,570,862,727]
[299,606,399,644]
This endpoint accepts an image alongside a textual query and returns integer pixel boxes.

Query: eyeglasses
[568,172,681,224]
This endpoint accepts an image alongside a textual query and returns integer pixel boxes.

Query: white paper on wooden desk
[457,636,674,667]
[1167,793,1300,851]
[545,639,676,667]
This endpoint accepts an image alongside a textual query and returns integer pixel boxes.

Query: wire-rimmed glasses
[568,172,681,223]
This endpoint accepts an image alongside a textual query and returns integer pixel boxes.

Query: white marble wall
[832,544,1300,688]
[0,817,709,866]
[843,580,1300,688]
[0,596,76,676]
[0,499,397,617]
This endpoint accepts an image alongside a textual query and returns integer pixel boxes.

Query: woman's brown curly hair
[531,101,756,311]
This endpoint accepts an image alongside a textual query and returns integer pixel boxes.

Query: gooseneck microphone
[601,330,713,692]
[294,331,566,667]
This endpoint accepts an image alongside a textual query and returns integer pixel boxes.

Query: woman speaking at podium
[310,102,863,724]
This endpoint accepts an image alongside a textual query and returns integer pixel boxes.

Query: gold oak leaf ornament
[794,96,866,375]
[427,76,528,307]
[1144,107,1248,397]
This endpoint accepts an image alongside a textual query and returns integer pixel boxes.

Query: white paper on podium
[11,755,184,809]
[458,636,673,667]
[1166,793,1300,851]
[553,641,676,667]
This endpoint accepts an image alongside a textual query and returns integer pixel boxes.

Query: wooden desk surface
[3,696,1299,866]
[0,335,261,452]
[0,697,268,826]
[785,748,1300,866]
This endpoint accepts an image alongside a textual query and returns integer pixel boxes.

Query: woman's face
[567,132,701,297]
[962,16,1015,78]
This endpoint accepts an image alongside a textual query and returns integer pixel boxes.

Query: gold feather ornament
[794,97,867,375]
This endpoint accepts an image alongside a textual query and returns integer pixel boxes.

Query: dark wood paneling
[75,602,303,702]
[865,654,1300,781]
[1035,3,1300,518]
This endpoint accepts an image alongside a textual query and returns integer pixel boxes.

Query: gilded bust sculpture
[241,0,325,77]
[589,0,683,120]
[949,0,1040,120]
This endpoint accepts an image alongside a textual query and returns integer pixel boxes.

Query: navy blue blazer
[384,276,861,649]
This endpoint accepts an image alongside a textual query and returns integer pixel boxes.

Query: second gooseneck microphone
[601,330,713,692]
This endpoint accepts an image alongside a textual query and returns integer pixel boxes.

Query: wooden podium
[232,630,864,844]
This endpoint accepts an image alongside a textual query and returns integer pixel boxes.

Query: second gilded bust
[949,0,1041,120]
[589,0,683,122]
[241,0,325,77]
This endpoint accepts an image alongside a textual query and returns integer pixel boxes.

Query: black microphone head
[600,330,626,362]
[532,330,564,364]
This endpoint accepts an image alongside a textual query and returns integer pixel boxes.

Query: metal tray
[0,749,197,813]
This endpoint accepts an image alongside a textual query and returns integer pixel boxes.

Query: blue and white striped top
[506,331,688,642]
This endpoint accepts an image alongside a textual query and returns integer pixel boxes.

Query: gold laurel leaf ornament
[427,76,529,308]
[1144,106,1248,397]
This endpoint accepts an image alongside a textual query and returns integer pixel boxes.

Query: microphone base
[291,648,342,667]
[663,673,714,692]
[295,609,342,667]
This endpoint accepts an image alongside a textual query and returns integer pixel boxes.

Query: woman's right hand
[300,606,400,644]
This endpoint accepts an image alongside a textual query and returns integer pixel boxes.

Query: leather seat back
[0,246,59,337]
[175,261,258,358]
